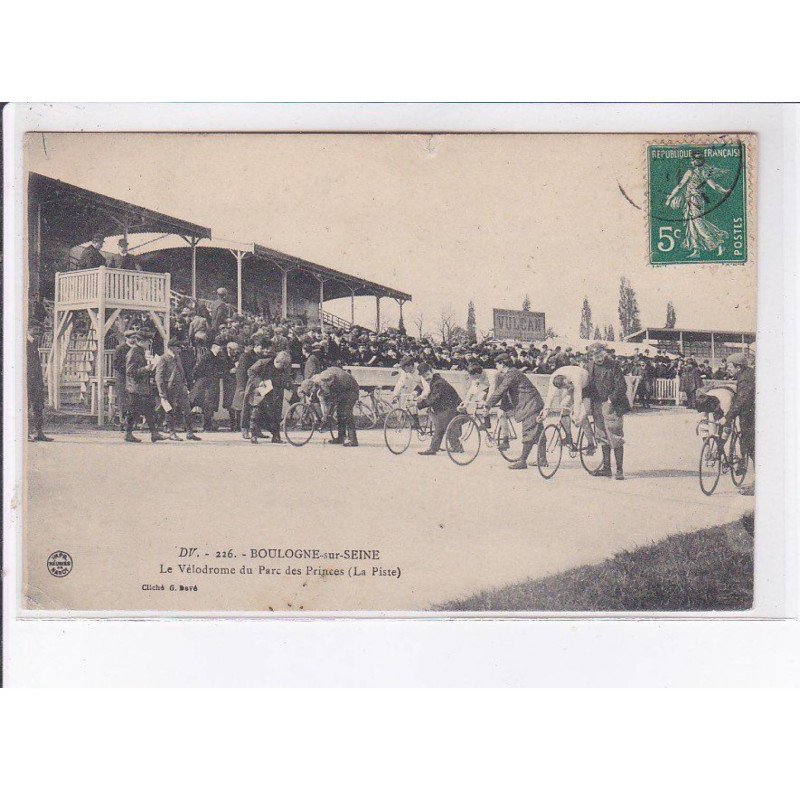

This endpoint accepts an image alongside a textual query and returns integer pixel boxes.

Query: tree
[466,301,477,343]
[617,276,642,339]
[411,311,426,340]
[605,324,615,341]
[593,325,602,339]
[437,306,456,345]
[449,325,468,344]
[579,297,593,339]
[666,301,677,329]
[545,327,558,339]
[522,294,531,312]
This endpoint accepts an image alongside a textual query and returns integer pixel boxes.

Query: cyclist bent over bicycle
[485,353,544,470]
[537,365,596,456]
[391,355,428,431]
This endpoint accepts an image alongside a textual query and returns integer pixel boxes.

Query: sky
[25,132,757,338]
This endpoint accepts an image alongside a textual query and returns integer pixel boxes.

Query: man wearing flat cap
[155,339,201,441]
[112,328,138,429]
[300,365,361,447]
[719,352,755,492]
[485,353,544,469]
[585,343,630,479]
[124,331,165,443]
[415,361,463,455]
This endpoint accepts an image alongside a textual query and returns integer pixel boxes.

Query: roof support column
[179,235,203,300]
[191,239,198,299]
[711,331,715,364]
[350,288,356,325]
[96,265,107,426]
[228,249,246,315]
[279,267,293,320]
[375,295,382,333]
[315,276,327,332]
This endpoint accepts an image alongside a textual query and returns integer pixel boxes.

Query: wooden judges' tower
[51,266,172,425]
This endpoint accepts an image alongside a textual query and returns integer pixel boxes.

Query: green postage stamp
[648,140,749,265]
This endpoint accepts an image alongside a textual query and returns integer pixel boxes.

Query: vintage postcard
[15,128,760,615]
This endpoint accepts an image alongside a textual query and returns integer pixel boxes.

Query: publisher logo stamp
[47,551,73,578]
[648,142,747,265]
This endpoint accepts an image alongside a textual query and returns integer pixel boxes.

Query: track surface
[24,408,754,612]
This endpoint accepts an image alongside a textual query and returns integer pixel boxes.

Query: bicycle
[697,417,747,496]
[282,391,336,447]
[350,387,395,429]
[383,400,433,455]
[536,414,603,479]
[443,403,521,466]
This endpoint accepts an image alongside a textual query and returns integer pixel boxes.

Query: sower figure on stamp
[665,150,732,259]
[27,321,52,442]
[586,343,630,480]
[415,361,463,456]
[124,330,165,443]
[485,353,544,470]
[155,338,202,441]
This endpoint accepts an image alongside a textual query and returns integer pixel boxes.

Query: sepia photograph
[17,129,759,615]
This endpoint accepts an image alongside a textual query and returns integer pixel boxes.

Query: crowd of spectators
[112,287,739,409]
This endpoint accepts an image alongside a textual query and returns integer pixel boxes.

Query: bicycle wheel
[578,427,603,474]
[728,431,748,487]
[446,414,481,466]
[496,418,523,463]
[537,424,563,479]
[353,399,377,430]
[699,437,722,496]
[384,408,413,454]
[283,402,317,447]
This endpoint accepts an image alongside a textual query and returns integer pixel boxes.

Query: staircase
[321,310,371,332]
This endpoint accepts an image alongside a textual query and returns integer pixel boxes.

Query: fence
[56,268,169,308]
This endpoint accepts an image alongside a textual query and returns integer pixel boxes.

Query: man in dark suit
[415,361,464,456]
[245,350,292,443]
[585,343,630,479]
[27,322,52,442]
[124,331,165,443]
[112,329,137,430]
[76,233,107,270]
[233,338,267,439]
[485,353,544,469]
[191,337,227,431]
[155,339,202,441]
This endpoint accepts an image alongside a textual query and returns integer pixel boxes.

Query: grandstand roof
[252,243,411,302]
[29,173,212,246]
[122,233,412,303]
[626,326,755,342]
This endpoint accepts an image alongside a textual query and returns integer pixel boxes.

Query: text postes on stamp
[648,142,747,266]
